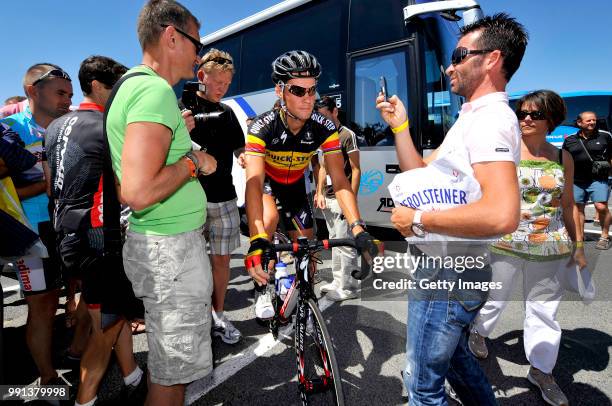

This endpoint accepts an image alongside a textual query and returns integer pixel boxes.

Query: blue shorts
[574,180,610,204]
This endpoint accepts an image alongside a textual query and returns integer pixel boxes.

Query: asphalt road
[1,215,611,405]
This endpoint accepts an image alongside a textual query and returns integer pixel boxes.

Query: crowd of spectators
[0,1,609,406]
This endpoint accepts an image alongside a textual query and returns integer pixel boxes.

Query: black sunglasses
[285,84,317,98]
[160,24,203,55]
[451,47,495,65]
[516,110,546,120]
[32,69,72,87]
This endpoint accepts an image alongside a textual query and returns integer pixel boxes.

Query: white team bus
[201,0,483,230]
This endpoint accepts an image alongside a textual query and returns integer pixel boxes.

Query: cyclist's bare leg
[68,295,91,357]
[114,320,138,377]
[25,289,59,384]
[76,308,123,404]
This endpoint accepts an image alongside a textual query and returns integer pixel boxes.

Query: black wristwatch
[184,151,200,171]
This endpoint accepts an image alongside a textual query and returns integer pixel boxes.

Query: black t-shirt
[562,130,612,183]
[189,97,245,202]
[45,106,104,233]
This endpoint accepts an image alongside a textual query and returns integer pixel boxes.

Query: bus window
[423,46,454,151]
[351,50,409,147]
[561,95,612,131]
[240,0,344,95]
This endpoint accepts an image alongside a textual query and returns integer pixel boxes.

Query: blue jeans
[573,180,610,204]
[404,262,497,406]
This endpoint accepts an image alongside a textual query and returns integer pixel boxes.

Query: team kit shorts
[15,221,62,296]
[263,176,314,232]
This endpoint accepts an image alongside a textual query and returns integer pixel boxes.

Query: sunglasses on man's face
[285,84,317,98]
[516,110,546,121]
[160,24,203,55]
[32,69,72,87]
[450,47,494,65]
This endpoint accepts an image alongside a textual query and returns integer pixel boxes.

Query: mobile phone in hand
[379,76,388,102]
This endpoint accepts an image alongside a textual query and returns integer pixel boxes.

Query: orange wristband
[183,156,197,178]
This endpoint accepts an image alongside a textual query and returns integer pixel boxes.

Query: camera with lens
[181,81,227,126]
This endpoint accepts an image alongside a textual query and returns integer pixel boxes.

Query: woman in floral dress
[468,90,586,406]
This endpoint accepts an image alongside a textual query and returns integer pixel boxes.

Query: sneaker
[445,379,463,405]
[595,237,610,250]
[320,281,339,293]
[468,330,488,359]
[255,287,275,320]
[213,315,242,344]
[527,367,569,406]
[326,289,358,302]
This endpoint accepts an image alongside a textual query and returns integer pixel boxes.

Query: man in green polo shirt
[106,1,216,404]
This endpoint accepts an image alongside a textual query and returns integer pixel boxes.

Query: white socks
[75,396,97,406]
[124,365,143,387]
[74,367,142,406]
[212,310,223,323]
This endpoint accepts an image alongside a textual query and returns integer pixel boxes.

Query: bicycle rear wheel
[295,298,344,405]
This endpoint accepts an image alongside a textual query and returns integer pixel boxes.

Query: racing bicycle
[263,236,379,406]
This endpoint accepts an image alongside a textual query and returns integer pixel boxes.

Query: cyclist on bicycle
[244,50,377,319]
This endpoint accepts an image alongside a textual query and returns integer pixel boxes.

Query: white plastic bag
[388,145,486,244]
[556,264,596,305]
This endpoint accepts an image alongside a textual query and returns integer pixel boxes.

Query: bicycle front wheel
[295,298,344,406]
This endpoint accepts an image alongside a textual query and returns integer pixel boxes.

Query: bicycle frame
[263,236,379,405]
[269,237,320,338]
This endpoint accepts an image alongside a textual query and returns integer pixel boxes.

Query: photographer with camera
[562,111,612,249]
[183,49,245,344]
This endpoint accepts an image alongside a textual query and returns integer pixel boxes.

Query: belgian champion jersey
[245,109,341,184]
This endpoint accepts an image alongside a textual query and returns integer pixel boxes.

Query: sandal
[131,319,146,335]
[595,237,610,250]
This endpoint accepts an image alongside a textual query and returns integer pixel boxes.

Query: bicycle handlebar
[267,238,379,281]
[267,238,356,253]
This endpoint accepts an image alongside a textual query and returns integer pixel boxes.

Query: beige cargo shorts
[123,227,213,385]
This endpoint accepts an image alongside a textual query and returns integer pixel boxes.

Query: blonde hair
[199,48,234,74]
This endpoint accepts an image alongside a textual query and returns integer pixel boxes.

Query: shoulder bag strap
[102,72,147,257]
[577,136,594,162]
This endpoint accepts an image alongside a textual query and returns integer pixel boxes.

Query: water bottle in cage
[274,262,292,300]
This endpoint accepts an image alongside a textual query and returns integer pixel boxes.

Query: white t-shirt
[408,92,520,257]
[437,92,520,166]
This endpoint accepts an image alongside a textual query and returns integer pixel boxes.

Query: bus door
[348,44,415,227]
